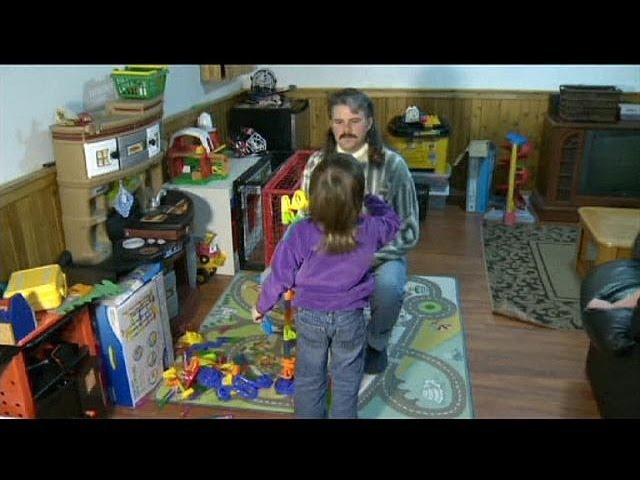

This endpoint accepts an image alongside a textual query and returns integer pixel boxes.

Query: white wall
[260,65,640,92]
[0,65,247,185]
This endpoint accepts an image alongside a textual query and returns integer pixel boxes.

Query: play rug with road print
[155,273,474,419]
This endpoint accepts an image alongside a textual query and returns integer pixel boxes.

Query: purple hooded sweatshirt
[257,194,401,314]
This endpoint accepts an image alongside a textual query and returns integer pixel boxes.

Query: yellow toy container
[388,134,449,173]
[3,264,67,311]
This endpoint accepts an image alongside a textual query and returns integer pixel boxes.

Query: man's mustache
[340,134,357,139]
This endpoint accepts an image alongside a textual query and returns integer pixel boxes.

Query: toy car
[195,232,227,284]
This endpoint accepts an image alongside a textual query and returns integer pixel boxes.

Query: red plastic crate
[262,150,314,266]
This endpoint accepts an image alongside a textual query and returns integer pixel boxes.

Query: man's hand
[251,305,264,323]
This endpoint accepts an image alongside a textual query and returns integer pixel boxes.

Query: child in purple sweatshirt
[252,152,401,418]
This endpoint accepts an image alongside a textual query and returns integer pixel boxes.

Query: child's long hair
[309,152,365,254]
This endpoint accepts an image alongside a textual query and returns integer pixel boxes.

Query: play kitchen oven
[51,101,163,181]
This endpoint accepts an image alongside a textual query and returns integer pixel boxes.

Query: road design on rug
[357,276,471,418]
[156,273,473,418]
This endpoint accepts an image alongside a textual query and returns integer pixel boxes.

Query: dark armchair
[580,233,640,418]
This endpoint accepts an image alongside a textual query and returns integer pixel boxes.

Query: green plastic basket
[111,66,168,100]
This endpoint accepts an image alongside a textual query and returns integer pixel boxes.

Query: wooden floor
[111,205,600,419]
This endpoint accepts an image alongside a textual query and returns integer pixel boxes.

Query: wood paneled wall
[287,88,640,193]
[0,168,66,282]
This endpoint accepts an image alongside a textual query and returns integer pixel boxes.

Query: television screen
[580,130,640,197]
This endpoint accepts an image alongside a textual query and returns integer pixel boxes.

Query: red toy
[495,135,534,221]
[167,128,229,184]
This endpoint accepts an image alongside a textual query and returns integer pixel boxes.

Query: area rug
[155,273,474,419]
[482,222,582,329]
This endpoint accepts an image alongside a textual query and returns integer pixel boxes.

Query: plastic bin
[262,151,314,265]
[388,116,450,173]
[411,166,451,211]
[429,185,450,210]
[111,66,168,100]
[388,134,449,172]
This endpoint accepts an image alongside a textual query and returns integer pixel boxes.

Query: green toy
[54,280,124,315]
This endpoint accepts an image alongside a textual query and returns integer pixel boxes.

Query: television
[532,113,640,222]
[580,130,640,198]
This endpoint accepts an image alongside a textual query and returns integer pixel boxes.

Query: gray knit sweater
[301,146,420,264]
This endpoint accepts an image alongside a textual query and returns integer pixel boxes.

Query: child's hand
[364,193,388,215]
[251,305,264,323]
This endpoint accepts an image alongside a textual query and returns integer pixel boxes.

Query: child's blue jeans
[294,307,366,419]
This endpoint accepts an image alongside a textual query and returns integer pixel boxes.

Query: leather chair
[580,233,640,418]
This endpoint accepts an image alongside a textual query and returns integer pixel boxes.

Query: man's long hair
[309,153,365,254]
[322,88,385,167]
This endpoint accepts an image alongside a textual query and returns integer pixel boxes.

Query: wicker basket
[558,85,621,122]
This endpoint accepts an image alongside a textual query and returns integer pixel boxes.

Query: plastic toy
[196,232,228,284]
[274,377,295,396]
[168,127,230,184]
[260,288,297,396]
[111,65,168,100]
[54,280,123,315]
[197,112,224,150]
[198,366,224,389]
[4,264,68,311]
[0,293,37,343]
[179,331,206,347]
[233,127,267,157]
[281,190,309,225]
[233,375,260,400]
[495,132,534,226]
[262,316,281,335]
[387,112,448,173]
[217,385,234,401]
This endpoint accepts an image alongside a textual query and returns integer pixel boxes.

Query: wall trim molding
[0,167,57,209]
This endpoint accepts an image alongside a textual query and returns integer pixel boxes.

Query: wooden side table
[576,207,640,277]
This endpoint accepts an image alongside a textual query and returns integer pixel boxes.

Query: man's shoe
[364,346,388,374]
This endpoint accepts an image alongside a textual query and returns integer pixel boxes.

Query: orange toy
[281,357,296,380]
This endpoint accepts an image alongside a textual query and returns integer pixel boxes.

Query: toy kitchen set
[52,96,164,263]
[51,95,194,279]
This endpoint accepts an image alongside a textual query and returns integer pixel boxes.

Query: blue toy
[274,377,295,396]
[0,293,37,342]
[254,374,274,389]
[197,366,224,389]
[217,385,234,401]
[233,375,259,400]
[262,316,281,335]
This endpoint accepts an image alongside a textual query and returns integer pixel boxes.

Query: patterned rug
[482,222,582,329]
[155,273,474,418]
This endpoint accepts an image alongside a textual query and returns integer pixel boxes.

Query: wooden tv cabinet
[532,113,640,222]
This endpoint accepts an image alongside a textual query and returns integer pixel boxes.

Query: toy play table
[576,207,640,277]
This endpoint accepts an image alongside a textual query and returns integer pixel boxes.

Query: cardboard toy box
[95,263,173,407]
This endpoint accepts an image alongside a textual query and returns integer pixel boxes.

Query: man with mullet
[301,88,420,376]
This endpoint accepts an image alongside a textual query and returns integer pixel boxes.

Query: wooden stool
[576,207,640,277]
